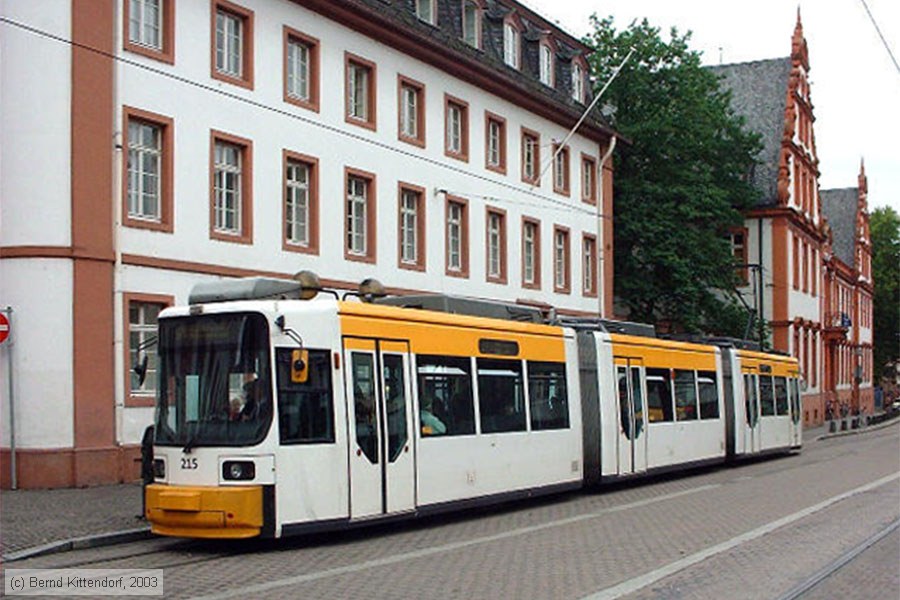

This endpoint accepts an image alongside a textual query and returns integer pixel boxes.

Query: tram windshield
[154,313,272,448]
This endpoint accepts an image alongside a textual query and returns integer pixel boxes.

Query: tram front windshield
[155,313,272,448]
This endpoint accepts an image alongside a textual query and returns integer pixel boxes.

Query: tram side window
[416,355,476,437]
[698,371,719,419]
[528,361,569,430]
[674,369,698,421]
[646,368,674,422]
[478,358,526,433]
[276,349,334,444]
[774,376,788,415]
[759,376,775,416]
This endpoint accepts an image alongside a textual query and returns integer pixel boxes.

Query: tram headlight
[223,460,256,481]
[152,459,166,479]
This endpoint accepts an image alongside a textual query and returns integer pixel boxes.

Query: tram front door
[615,357,647,476]
[344,338,416,520]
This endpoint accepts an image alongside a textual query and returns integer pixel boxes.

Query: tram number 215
[181,457,198,470]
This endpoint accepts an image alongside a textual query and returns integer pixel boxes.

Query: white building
[0,0,616,488]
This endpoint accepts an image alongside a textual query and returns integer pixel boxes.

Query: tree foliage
[584,17,761,334]
[870,206,900,377]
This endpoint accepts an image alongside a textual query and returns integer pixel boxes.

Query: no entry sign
[0,313,9,344]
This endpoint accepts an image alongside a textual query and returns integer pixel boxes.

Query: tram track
[776,518,900,600]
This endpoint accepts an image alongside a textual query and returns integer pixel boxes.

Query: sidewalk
[1,482,149,561]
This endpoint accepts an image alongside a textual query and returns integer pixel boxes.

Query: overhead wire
[858,0,900,75]
[0,15,614,219]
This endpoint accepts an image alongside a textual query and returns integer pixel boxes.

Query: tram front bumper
[145,484,263,539]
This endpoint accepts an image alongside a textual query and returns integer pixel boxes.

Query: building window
[581,154,597,204]
[398,75,426,147]
[572,60,585,103]
[123,107,173,232]
[803,242,809,293]
[345,53,377,130]
[583,234,597,296]
[539,42,554,87]
[345,168,376,262]
[811,248,817,296]
[124,0,173,63]
[522,218,541,289]
[284,27,319,112]
[521,128,540,184]
[445,94,469,161]
[398,183,426,271]
[793,235,800,290]
[211,131,252,244]
[554,226,570,293]
[446,197,469,277]
[283,151,318,254]
[416,0,436,25]
[485,112,507,174]
[729,227,748,284]
[553,144,570,195]
[486,208,507,283]
[212,1,254,89]
[125,294,172,406]
[462,0,481,48]
[503,20,520,69]
[128,119,161,221]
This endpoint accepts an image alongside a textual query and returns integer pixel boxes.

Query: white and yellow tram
[145,277,801,539]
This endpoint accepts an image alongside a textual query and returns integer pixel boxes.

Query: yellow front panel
[145,484,263,539]
[610,334,717,370]
[338,303,565,361]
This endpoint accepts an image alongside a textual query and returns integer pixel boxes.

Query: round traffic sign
[0,313,9,344]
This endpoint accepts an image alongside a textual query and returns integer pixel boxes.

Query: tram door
[789,376,802,446]
[742,371,761,454]
[344,338,416,520]
[615,358,647,476]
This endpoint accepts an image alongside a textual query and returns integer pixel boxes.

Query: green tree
[584,17,761,335]
[870,206,900,378]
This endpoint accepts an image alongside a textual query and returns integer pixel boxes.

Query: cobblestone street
[3,424,897,599]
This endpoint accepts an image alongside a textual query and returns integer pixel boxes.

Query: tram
[144,275,801,539]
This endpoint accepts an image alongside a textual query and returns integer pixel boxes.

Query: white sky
[521,0,900,214]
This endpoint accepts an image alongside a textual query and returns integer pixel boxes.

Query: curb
[816,417,900,441]
[2,526,152,563]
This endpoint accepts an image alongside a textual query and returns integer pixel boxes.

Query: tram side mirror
[291,349,309,383]
[134,354,149,386]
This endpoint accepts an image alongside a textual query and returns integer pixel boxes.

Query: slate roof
[351,0,611,134]
[708,57,793,206]
[820,188,859,266]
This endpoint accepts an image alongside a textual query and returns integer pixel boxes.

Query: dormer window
[503,21,520,69]
[539,42,554,86]
[462,0,481,49]
[572,61,585,103]
[416,0,436,25]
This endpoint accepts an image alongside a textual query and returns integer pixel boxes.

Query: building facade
[0,0,616,488]
[712,14,874,426]
[820,164,875,418]
[711,15,826,424]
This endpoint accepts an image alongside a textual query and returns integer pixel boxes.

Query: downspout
[598,136,617,317]
[758,217,765,346]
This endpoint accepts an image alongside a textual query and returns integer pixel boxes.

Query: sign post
[1,308,15,489]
